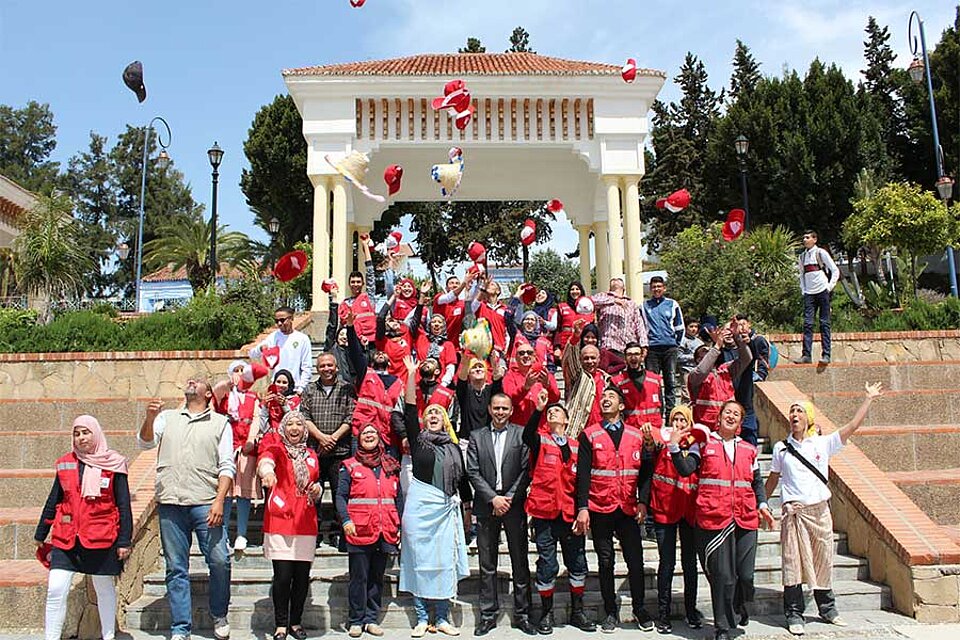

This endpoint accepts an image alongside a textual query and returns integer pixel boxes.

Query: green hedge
[0,286,274,353]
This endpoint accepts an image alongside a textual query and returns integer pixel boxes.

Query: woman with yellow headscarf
[764,382,883,636]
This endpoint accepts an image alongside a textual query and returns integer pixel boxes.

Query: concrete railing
[767,330,960,364]
[756,380,960,622]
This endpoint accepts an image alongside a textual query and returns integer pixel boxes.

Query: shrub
[30,311,123,352]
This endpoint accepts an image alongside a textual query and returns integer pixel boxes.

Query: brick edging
[767,330,960,342]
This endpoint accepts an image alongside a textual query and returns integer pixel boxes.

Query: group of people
[33,229,872,640]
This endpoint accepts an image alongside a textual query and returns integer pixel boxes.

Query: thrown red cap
[519,283,538,304]
[621,58,637,83]
[467,241,486,263]
[520,219,537,246]
[722,209,746,241]
[656,189,690,213]
[384,164,403,196]
[321,278,338,294]
[273,250,309,282]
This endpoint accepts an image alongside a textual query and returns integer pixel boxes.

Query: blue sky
[1,0,955,259]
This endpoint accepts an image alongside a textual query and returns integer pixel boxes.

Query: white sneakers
[788,623,805,635]
[348,625,363,638]
[435,622,460,636]
[213,616,231,640]
[364,624,384,636]
[411,622,428,637]
[233,536,248,553]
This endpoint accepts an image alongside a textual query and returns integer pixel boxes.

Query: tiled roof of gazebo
[283,52,664,78]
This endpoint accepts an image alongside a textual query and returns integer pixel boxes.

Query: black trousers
[590,509,647,618]
[653,519,699,618]
[477,508,531,619]
[784,585,838,625]
[697,525,757,633]
[271,560,311,628]
[347,543,389,625]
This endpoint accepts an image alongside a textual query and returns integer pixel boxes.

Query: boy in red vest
[523,390,595,634]
[688,321,752,430]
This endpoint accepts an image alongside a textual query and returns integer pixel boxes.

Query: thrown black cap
[123,61,146,103]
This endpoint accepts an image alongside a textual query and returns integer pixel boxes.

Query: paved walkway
[2,611,959,640]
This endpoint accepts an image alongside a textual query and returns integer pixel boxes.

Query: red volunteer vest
[477,303,509,353]
[613,370,664,430]
[352,371,404,448]
[433,295,466,342]
[215,392,258,450]
[692,362,736,430]
[416,383,456,417]
[554,302,594,350]
[526,430,579,522]
[584,422,645,516]
[375,328,414,380]
[261,444,320,537]
[343,458,401,546]
[341,293,377,343]
[502,367,560,427]
[650,446,698,525]
[695,436,759,530]
[50,453,119,550]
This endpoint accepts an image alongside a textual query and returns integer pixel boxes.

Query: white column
[578,224,592,294]
[311,177,330,312]
[594,222,610,290]
[331,177,348,292]
[623,177,644,298]
[604,176,625,282]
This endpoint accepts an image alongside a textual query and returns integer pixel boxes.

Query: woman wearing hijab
[400,356,471,637]
[671,400,775,640]
[260,369,301,447]
[214,360,261,554]
[35,415,132,640]
[337,424,404,637]
[765,383,883,636]
[506,292,554,372]
[553,282,593,358]
[258,411,323,640]
[419,314,458,385]
[643,405,704,633]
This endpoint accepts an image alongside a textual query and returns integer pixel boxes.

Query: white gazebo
[283,52,665,316]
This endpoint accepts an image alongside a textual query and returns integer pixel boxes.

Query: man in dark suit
[466,393,536,636]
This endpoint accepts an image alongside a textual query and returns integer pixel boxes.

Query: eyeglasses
[275,317,291,324]
[517,350,535,356]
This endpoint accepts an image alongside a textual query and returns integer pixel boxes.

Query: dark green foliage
[459,37,486,53]
[526,249,580,299]
[0,101,60,193]
[729,40,761,101]
[507,27,535,53]
[240,94,313,252]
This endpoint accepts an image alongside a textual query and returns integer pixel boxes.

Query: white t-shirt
[249,329,314,393]
[770,431,843,505]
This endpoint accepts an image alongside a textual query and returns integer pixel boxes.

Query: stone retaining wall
[768,330,960,364]
[756,381,960,622]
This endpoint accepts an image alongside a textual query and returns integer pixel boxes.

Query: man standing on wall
[796,231,839,365]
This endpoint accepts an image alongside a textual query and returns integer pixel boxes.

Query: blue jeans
[646,345,680,415]
[802,290,832,358]
[532,517,587,595]
[223,497,251,539]
[158,503,232,635]
[412,596,450,625]
[740,412,759,446]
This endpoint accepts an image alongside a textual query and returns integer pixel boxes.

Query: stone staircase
[775,361,960,535]
[124,446,893,633]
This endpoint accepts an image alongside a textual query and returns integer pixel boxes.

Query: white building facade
[283,52,665,314]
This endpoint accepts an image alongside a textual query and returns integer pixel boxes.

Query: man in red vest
[502,341,560,428]
[433,271,477,344]
[344,309,406,458]
[338,239,380,346]
[574,386,655,633]
[688,321,752,431]
[522,390,595,634]
[611,342,663,430]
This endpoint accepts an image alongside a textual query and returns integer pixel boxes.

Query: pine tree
[506,27,535,53]
[459,37,486,53]
[729,40,761,102]
[858,16,907,180]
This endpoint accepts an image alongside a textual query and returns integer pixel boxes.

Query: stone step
[125,579,890,632]
[0,507,42,560]
[0,560,53,630]
[887,468,960,526]
[144,553,868,599]
[773,361,960,394]
[0,398,180,433]
[187,530,837,574]
[0,469,54,508]
[810,389,960,427]
[849,424,960,473]
[0,431,140,469]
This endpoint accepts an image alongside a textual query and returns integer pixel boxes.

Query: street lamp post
[909,11,957,296]
[269,217,280,235]
[207,142,224,287]
[734,134,751,231]
[134,117,171,313]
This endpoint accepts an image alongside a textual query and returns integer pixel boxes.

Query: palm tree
[13,193,94,321]
[143,212,256,293]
